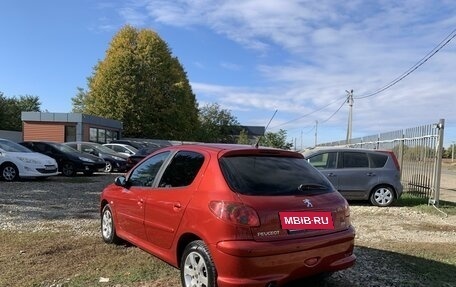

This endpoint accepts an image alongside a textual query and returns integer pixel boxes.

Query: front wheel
[101,204,121,244]
[181,240,217,287]
[370,186,395,207]
[62,162,76,176]
[1,163,19,181]
[104,161,113,173]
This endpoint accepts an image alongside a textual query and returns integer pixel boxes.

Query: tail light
[209,201,260,227]
[335,202,351,229]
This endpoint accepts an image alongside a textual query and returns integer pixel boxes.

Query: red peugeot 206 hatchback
[100,144,356,287]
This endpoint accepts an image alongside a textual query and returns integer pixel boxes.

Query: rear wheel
[62,162,76,176]
[1,163,19,181]
[181,240,217,287]
[370,186,395,207]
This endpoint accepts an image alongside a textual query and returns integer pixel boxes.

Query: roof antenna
[254,109,278,148]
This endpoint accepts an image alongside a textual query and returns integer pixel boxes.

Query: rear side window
[369,153,388,168]
[341,152,369,168]
[220,156,333,196]
[159,151,205,188]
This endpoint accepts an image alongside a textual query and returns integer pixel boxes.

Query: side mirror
[114,175,128,187]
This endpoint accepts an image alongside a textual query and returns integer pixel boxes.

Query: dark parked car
[64,142,128,173]
[125,146,160,171]
[304,147,403,207]
[110,139,160,150]
[100,144,355,287]
[20,141,106,176]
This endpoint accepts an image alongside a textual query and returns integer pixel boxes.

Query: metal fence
[317,119,445,206]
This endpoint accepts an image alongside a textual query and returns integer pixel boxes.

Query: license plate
[45,165,55,170]
[279,211,334,230]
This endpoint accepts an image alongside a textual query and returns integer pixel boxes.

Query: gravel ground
[1,171,456,287]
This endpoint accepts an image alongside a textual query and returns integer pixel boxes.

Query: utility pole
[345,89,354,144]
[314,120,318,147]
[452,141,455,163]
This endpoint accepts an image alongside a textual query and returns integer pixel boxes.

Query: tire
[1,163,19,181]
[180,240,217,287]
[104,161,113,173]
[62,162,76,176]
[370,185,395,207]
[101,204,121,244]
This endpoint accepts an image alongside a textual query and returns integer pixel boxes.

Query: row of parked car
[0,138,162,181]
[1,137,403,208]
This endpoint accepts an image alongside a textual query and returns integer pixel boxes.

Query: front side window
[129,152,170,187]
[159,151,205,188]
[220,156,333,196]
[308,152,337,169]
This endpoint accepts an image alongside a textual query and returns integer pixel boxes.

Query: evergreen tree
[75,25,199,140]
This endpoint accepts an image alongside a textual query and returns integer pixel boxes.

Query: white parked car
[102,143,138,157]
[0,138,59,181]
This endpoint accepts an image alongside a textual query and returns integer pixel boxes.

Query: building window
[98,129,106,143]
[65,126,76,142]
[90,128,98,142]
[89,127,119,143]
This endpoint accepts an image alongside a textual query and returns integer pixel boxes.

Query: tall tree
[76,25,199,140]
[197,103,239,143]
[0,93,41,131]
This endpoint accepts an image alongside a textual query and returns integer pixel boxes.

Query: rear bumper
[211,226,356,287]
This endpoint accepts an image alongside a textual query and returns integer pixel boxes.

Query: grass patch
[0,230,180,287]
[397,193,456,216]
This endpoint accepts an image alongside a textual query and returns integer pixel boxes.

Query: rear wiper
[298,183,328,191]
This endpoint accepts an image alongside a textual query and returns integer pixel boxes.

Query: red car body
[100,144,356,287]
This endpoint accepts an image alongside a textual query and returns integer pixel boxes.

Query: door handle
[327,173,336,177]
[173,202,182,211]
[367,172,376,176]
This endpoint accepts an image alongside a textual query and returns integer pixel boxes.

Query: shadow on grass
[285,246,455,287]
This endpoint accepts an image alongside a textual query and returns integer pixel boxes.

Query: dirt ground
[439,162,456,202]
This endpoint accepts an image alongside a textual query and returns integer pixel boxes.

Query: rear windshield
[220,156,334,196]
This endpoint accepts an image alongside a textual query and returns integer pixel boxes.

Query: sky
[1,0,456,148]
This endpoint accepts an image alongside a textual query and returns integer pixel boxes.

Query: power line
[271,94,347,129]
[272,28,456,131]
[356,28,456,99]
[320,95,349,124]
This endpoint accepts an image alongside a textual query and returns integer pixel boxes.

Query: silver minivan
[303,147,403,207]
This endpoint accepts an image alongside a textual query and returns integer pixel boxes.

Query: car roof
[302,146,393,156]
[155,143,303,158]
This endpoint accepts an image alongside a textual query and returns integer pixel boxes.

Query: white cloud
[112,0,456,145]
